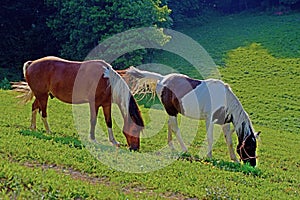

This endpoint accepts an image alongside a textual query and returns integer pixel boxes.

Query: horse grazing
[125,67,260,166]
[12,56,144,151]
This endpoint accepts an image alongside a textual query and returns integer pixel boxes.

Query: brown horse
[13,56,144,150]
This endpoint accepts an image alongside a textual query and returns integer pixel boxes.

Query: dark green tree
[0,0,57,81]
[45,0,171,67]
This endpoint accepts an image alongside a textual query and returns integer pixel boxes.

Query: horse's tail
[11,61,34,104]
[126,66,164,81]
[124,66,163,98]
[11,81,34,104]
[23,61,32,78]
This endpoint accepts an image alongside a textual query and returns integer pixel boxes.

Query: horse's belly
[180,91,208,120]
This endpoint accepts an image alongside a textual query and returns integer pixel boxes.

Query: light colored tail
[126,66,164,81]
[11,61,34,104]
[23,61,32,78]
[125,66,164,99]
[11,81,34,104]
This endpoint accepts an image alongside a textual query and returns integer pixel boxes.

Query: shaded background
[1,0,299,82]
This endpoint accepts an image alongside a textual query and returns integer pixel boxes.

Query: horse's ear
[255,131,261,139]
[129,66,136,70]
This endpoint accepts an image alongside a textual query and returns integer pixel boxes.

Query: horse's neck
[232,110,251,139]
[114,93,130,118]
[226,88,251,139]
[108,67,131,119]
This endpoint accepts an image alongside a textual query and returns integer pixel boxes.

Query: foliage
[0,78,11,90]
[45,0,171,67]
[0,0,58,80]
[167,0,217,26]
[280,0,300,5]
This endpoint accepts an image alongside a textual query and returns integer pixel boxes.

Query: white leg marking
[42,117,50,133]
[108,128,120,147]
[222,124,239,162]
[30,109,38,130]
[169,116,187,152]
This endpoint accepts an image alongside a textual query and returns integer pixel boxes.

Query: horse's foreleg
[206,120,214,158]
[222,124,238,162]
[169,116,187,152]
[89,102,98,142]
[103,105,120,147]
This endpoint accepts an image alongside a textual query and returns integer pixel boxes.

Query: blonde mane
[105,65,132,117]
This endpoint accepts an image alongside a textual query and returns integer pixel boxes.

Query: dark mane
[129,95,144,128]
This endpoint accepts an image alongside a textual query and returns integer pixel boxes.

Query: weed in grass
[205,185,231,200]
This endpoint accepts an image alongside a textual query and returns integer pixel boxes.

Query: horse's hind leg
[222,124,238,162]
[30,99,39,131]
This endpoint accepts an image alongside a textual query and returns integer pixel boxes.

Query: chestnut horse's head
[122,95,144,151]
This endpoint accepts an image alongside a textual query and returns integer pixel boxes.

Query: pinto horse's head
[123,96,144,151]
[237,131,261,167]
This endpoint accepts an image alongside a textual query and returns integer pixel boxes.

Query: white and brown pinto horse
[125,67,260,166]
[12,56,144,151]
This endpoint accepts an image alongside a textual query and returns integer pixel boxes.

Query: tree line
[1,0,299,82]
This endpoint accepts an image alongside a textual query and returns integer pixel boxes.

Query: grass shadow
[19,129,84,149]
[177,152,262,176]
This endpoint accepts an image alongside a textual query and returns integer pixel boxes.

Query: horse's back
[159,75,228,119]
[25,57,110,104]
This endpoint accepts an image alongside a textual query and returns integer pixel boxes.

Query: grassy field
[1,13,300,199]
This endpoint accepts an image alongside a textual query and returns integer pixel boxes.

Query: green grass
[1,13,300,199]
[153,12,300,76]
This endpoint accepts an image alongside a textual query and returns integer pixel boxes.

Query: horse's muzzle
[243,158,256,167]
[129,147,139,152]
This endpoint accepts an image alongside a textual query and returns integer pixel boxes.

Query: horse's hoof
[91,139,97,143]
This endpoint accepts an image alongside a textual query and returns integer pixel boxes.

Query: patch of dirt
[21,161,195,199]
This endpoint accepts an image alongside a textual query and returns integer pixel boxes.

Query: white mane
[225,85,254,139]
